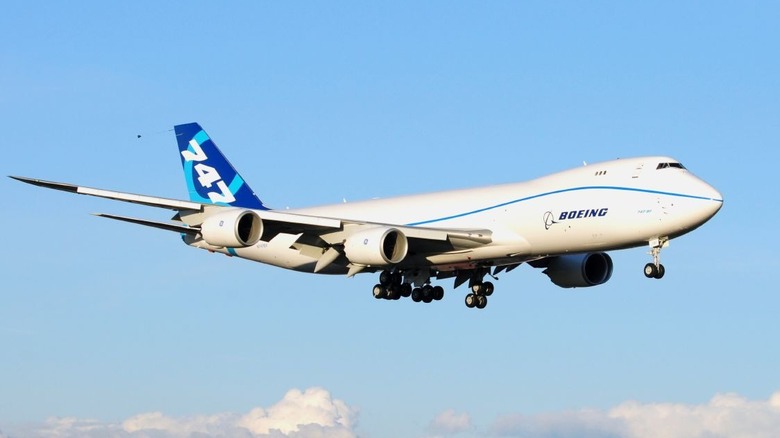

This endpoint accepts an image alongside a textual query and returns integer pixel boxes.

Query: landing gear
[371,269,495,309]
[373,270,443,304]
[644,238,668,279]
[464,277,493,310]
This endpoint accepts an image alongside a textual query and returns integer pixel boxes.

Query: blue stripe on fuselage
[406,185,723,226]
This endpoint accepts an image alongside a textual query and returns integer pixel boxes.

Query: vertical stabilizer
[174,123,266,209]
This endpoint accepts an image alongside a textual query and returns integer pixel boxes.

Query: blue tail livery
[174,123,266,209]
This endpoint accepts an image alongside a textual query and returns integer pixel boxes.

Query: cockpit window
[656,162,686,170]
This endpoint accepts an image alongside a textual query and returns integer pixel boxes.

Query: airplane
[11,122,723,309]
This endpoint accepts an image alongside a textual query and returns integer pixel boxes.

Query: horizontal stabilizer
[94,213,199,235]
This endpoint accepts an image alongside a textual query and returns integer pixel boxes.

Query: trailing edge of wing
[10,176,202,211]
[94,213,199,235]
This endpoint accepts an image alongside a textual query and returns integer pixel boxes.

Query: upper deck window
[656,162,686,170]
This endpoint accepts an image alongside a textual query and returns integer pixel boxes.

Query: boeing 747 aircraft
[12,123,723,309]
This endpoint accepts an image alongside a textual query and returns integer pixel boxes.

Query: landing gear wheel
[644,263,665,279]
[372,284,386,299]
[389,287,401,300]
[379,270,393,286]
[401,283,412,298]
[471,283,483,294]
[421,285,433,302]
[411,288,423,302]
[482,281,494,297]
[465,293,477,308]
[432,286,444,301]
[476,295,487,309]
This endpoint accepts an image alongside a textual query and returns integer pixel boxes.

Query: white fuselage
[194,156,722,274]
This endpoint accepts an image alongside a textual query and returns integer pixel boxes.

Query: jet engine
[200,209,263,248]
[542,252,613,288]
[343,227,408,266]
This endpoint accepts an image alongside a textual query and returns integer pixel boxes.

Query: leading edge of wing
[10,176,202,211]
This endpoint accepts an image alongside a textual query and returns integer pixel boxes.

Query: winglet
[174,123,267,210]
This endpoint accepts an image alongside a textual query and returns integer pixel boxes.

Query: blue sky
[1,2,779,437]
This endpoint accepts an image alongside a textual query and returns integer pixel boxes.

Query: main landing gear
[372,270,444,304]
[464,280,493,309]
[644,238,668,279]
[371,269,495,310]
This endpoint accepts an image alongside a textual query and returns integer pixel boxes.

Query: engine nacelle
[343,227,408,266]
[200,209,263,248]
[543,252,614,288]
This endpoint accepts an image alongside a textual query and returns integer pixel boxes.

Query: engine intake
[200,209,263,248]
[344,227,408,266]
[542,252,614,288]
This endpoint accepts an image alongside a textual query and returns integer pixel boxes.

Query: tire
[432,286,444,301]
[373,284,385,299]
[422,285,433,301]
[471,283,483,294]
[411,288,422,302]
[390,287,402,300]
[644,263,657,278]
[401,283,412,298]
[465,294,477,308]
[379,270,393,286]
[482,281,494,296]
[656,264,666,279]
[476,295,487,309]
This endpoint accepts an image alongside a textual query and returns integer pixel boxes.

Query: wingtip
[9,175,38,185]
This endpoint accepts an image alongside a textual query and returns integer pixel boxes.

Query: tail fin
[174,123,267,210]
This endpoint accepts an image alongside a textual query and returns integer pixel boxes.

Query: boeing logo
[544,208,609,230]
[558,208,609,220]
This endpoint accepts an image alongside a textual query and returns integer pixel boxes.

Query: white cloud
[5,387,357,438]
[237,388,355,436]
[491,390,780,438]
[428,409,472,435]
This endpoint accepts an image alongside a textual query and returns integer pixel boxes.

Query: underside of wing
[94,213,200,235]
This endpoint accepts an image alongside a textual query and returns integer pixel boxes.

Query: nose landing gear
[644,237,668,279]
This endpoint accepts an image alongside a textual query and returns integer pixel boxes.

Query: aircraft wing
[10,176,201,210]
[11,176,494,270]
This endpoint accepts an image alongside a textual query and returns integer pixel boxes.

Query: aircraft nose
[699,180,723,217]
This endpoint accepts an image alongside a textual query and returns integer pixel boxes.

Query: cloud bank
[6,387,357,438]
[5,389,780,438]
[492,390,780,438]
